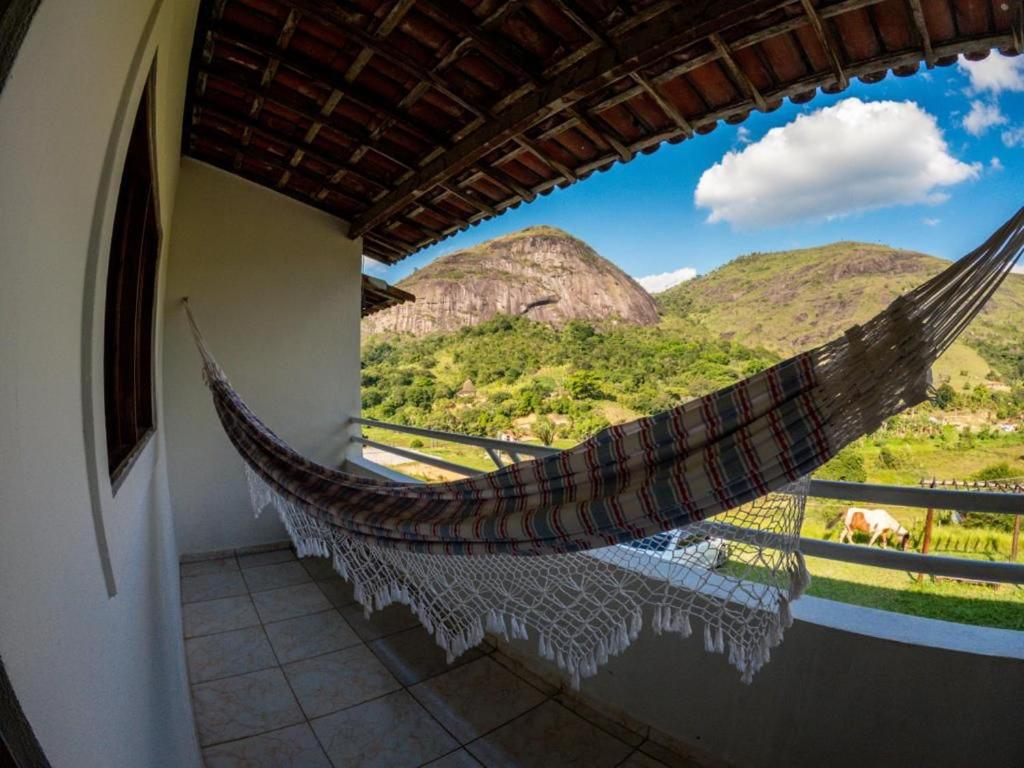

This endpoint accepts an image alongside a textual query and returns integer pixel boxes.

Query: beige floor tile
[620,750,672,768]
[182,571,248,604]
[339,602,419,641]
[423,749,483,767]
[202,723,330,767]
[192,668,304,746]
[312,690,457,768]
[187,626,277,683]
[243,561,311,593]
[298,556,337,581]
[467,699,633,768]
[252,583,331,624]
[238,548,296,568]
[409,656,547,743]
[316,578,357,607]
[183,595,259,639]
[637,740,705,768]
[368,626,485,686]
[554,693,646,747]
[181,557,238,578]
[264,609,361,664]
[283,644,401,718]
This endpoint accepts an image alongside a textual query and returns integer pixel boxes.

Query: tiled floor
[182,546,687,768]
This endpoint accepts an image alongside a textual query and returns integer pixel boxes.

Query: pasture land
[360,426,1022,629]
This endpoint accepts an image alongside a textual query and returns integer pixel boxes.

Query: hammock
[183,207,1024,686]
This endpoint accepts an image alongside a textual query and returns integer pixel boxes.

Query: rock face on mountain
[363,226,660,336]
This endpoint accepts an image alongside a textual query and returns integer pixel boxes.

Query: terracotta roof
[184,0,1024,263]
[362,273,415,316]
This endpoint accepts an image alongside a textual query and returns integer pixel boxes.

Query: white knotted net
[245,464,810,686]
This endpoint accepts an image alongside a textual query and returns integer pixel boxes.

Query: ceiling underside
[184,0,1024,263]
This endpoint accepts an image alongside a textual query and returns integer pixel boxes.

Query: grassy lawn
[362,425,1022,630]
[800,555,1024,630]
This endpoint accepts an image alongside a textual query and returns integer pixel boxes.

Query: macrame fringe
[242,463,809,689]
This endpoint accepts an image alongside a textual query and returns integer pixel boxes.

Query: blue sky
[365,53,1024,292]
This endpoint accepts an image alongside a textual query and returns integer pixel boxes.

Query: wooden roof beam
[207,27,445,147]
[365,26,1022,256]
[481,0,528,30]
[629,72,694,137]
[374,0,416,39]
[350,0,793,237]
[191,102,408,204]
[709,33,768,112]
[905,0,935,68]
[195,62,422,173]
[799,0,849,90]
[438,183,498,217]
[273,0,485,119]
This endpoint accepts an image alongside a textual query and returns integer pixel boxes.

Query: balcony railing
[351,416,1024,585]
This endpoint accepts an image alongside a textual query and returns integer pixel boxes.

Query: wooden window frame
[103,79,161,487]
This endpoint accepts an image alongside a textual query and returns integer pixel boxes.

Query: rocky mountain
[657,241,1024,386]
[363,226,660,337]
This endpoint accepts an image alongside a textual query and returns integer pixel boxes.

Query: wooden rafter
[709,33,768,112]
[350,0,790,236]
[185,0,1017,260]
[905,0,936,67]
[799,0,849,89]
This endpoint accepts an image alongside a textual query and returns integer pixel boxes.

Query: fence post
[917,507,934,582]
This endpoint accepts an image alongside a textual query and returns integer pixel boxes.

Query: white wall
[163,159,363,555]
[497,599,1024,767]
[0,1,201,766]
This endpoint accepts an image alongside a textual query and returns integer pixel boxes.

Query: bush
[532,415,557,446]
[877,444,915,471]
[931,382,958,410]
[972,461,1016,481]
[410,438,424,449]
[815,447,867,483]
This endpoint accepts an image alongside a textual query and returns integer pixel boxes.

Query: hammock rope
[183,206,1024,686]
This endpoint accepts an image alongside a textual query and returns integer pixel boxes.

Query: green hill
[361,314,777,441]
[362,238,1024,450]
[657,241,1024,389]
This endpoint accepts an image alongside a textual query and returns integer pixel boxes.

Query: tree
[565,370,604,400]
[932,382,958,410]
[533,415,557,446]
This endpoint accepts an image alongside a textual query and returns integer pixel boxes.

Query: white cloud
[922,217,941,227]
[1013,265,1024,275]
[1002,126,1024,147]
[736,126,753,144]
[694,99,980,229]
[990,156,1004,171]
[962,100,1006,136]
[636,267,698,293]
[958,53,1024,95]
[362,255,389,277]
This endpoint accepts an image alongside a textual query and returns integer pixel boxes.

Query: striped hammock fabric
[183,206,1024,686]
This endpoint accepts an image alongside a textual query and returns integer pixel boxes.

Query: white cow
[839,507,911,550]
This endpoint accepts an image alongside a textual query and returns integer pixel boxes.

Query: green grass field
[363,425,1022,630]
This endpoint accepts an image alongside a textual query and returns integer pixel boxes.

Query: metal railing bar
[355,419,1021,515]
[354,432,1023,583]
[797,537,1024,584]
[352,416,557,458]
[809,479,1022,515]
[353,436,480,477]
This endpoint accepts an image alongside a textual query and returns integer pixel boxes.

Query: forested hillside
[362,314,776,440]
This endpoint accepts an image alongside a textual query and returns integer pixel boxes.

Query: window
[104,82,159,482]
